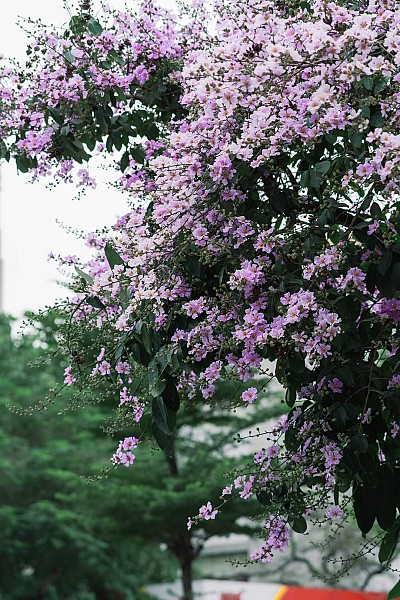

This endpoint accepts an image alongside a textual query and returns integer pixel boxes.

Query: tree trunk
[180,554,193,600]
[170,530,195,600]
[36,566,63,599]
[166,441,193,599]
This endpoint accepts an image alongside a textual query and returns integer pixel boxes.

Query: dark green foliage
[0,314,175,600]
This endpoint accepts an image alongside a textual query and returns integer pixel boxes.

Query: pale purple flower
[326,505,343,521]
[198,502,218,520]
[242,387,257,404]
[328,378,343,394]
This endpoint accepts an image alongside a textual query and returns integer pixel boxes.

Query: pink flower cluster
[111,436,138,467]
[375,298,400,322]
[63,365,76,386]
[250,516,291,564]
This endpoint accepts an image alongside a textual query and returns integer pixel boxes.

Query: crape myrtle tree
[2,0,400,594]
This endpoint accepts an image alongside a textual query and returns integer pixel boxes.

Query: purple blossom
[198,502,218,521]
[63,365,76,386]
[326,505,343,521]
[242,387,257,404]
[376,298,400,322]
[328,378,343,394]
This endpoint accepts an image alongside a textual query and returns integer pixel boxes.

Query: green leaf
[146,123,160,140]
[334,405,348,427]
[308,167,322,190]
[371,202,384,220]
[325,132,337,144]
[69,15,86,35]
[256,491,271,506]
[291,515,307,534]
[119,287,131,310]
[334,485,339,505]
[110,131,123,151]
[392,262,400,289]
[288,353,305,374]
[336,366,354,387]
[318,209,335,227]
[348,130,363,149]
[342,446,360,474]
[379,251,393,276]
[141,325,153,354]
[106,135,114,152]
[353,483,375,535]
[152,397,173,435]
[16,154,34,173]
[64,51,75,64]
[165,405,177,433]
[162,376,180,412]
[86,296,105,310]
[80,133,96,151]
[0,139,8,159]
[95,107,108,135]
[114,332,130,362]
[360,194,373,212]
[120,151,130,173]
[370,110,385,128]
[107,48,124,66]
[127,112,144,129]
[315,160,331,175]
[307,161,330,189]
[373,77,387,94]
[285,428,300,453]
[152,419,173,457]
[104,244,124,269]
[285,387,296,408]
[376,467,397,531]
[360,104,370,118]
[130,146,145,164]
[300,170,309,188]
[75,266,94,285]
[388,580,400,600]
[155,347,172,373]
[351,433,368,454]
[148,361,166,398]
[376,271,393,297]
[379,522,400,564]
[366,263,377,294]
[114,86,127,102]
[363,76,374,91]
[99,59,112,70]
[87,18,103,36]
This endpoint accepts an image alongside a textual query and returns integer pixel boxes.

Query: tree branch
[360,565,385,591]
[81,0,91,17]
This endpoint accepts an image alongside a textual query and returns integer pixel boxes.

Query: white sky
[0,0,136,316]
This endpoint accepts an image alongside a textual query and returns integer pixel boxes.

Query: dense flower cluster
[0,0,194,180]
[3,0,400,576]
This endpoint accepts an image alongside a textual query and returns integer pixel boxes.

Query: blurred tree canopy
[0,313,284,599]
[0,313,175,600]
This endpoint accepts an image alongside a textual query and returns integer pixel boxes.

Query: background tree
[0,311,285,599]
[0,313,176,600]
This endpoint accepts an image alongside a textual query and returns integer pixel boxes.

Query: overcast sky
[0,0,131,316]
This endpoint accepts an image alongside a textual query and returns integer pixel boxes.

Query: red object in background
[220,594,242,600]
[282,587,387,600]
